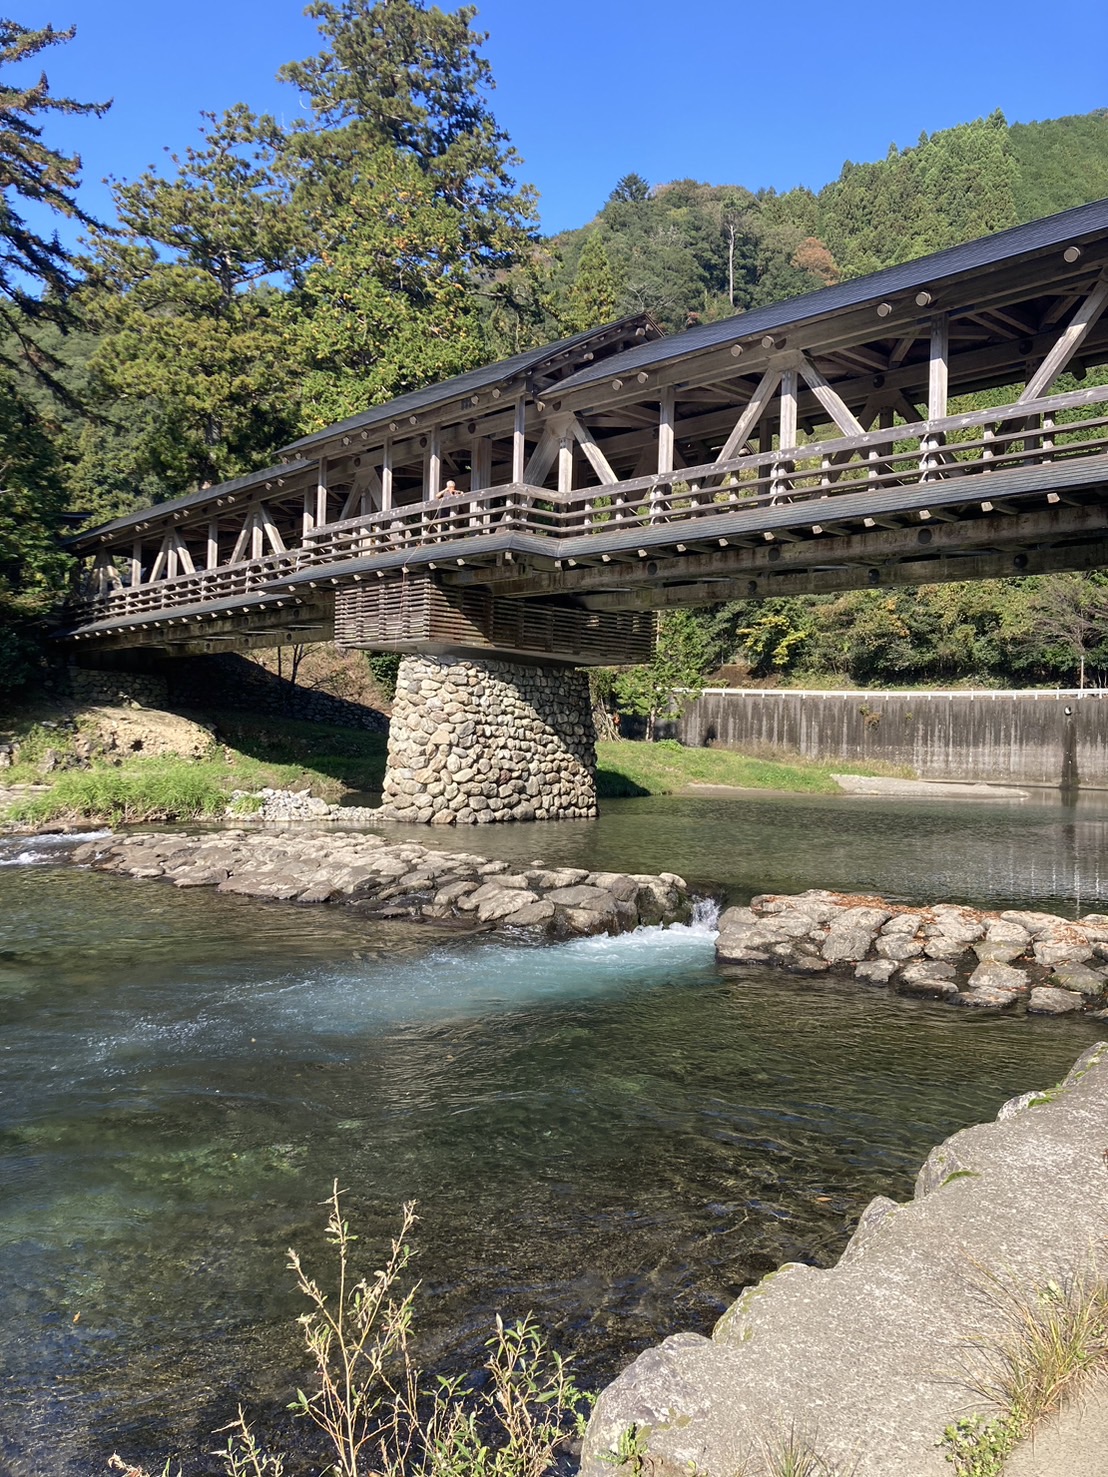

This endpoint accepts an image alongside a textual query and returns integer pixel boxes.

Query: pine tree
[563,231,620,333]
[278,0,536,421]
[289,148,484,429]
[278,0,536,272]
[83,106,300,492]
[0,21,107,684]
[0,20,108,367]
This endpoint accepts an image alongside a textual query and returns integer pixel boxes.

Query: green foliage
[288,148,485,428]
[366,652,402,701]
[82,106,299,492]
[1010,109,1108,222]
[114,1190,592,1477]
[940,1415,1016,1476]
[613,610,714,739]
[562,231,620,334]
[0,20,108,372]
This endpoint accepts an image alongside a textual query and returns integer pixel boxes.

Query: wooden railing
[70,382,1108,627]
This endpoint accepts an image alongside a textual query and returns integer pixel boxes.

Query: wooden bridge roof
[66,458,317,555]
[554,197,1108,395]
[278,312,661,457]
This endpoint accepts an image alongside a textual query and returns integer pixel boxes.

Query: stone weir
[581,1042,1108,1477]
[70,830,689,937]
[717,890,1108,1016]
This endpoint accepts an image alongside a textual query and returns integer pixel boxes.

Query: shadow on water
[1,788,1107,1473]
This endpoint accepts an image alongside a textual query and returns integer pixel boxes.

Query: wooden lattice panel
[335,576,654,666]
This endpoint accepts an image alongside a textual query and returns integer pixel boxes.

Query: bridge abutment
[379,654,597,825]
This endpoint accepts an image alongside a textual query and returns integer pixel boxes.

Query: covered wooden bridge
[61,198,1108,822]
[64,197,1108,671]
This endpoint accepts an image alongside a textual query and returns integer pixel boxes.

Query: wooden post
[426,427,441,499]
[381,438,393,512]
[773,368,798,501]
[557,431,574,496]
[131,538,143,588]
[315,458,329,529]
[206,521,219,571]
[924,314,949,480]
[302,485,315,541]
[251,510,264,561]
[658,386,675,475]
[470,436,492,492]
[512,397,526,483]
[928,315,949,419]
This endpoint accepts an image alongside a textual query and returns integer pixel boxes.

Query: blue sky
[16,0,1108,245]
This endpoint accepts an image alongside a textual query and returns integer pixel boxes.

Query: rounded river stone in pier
[378,653,598,825]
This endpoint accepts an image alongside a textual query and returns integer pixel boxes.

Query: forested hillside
[2,1,1107,690]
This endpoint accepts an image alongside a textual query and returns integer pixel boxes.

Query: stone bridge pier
[379,654,598,825]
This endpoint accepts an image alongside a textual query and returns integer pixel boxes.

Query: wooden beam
[524,426,559,486]
[1020,272,1108,402]
[569,414,619,485]
[796,353,866,438]
[718,368,782,462]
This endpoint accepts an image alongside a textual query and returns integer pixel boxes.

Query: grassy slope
[596,739,903,797]
[1,712,389,826]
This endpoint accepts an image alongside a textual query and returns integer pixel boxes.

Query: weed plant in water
[110,1186,592,1477]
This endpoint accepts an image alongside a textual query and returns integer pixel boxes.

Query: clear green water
[1,793,1106,1475]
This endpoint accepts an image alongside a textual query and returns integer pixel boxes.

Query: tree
[0,21,106,684]
[608,173,651,205]
[289,147,484,428]
[278,0,535,270]
[562,231,619,334]
[83,106,299,492]
[0,21,108,376]
[277,0,537,421]
[614,610,714,740]
[1004,574,1108,688]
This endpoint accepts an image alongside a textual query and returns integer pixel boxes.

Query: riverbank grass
[1,714,390,826]
[941,1265,1108,1474]
[597,737,908,797]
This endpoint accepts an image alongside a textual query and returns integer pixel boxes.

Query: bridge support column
[380,654,597,824]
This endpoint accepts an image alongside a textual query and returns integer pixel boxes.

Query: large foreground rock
[582,1043,1108,1477]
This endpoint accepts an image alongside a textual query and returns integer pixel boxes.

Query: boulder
[821,906,892,964]
[1028,986,1084,1015]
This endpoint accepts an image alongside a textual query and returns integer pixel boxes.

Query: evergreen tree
[0,20,108,372]
[83,106,299,493]
[278,0,536,271]
[289,148,484,429]
[562,231,620,333]
[0,20,106,684]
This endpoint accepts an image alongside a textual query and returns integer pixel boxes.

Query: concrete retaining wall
[677,688,1108,788]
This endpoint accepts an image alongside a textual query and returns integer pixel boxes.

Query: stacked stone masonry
[380,654,597,825]
[716,889,1108,1015]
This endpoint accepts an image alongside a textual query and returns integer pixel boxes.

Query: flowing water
[2,791,1107,1475]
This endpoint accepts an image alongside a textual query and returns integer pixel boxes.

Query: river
[1,789,1106,1475]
